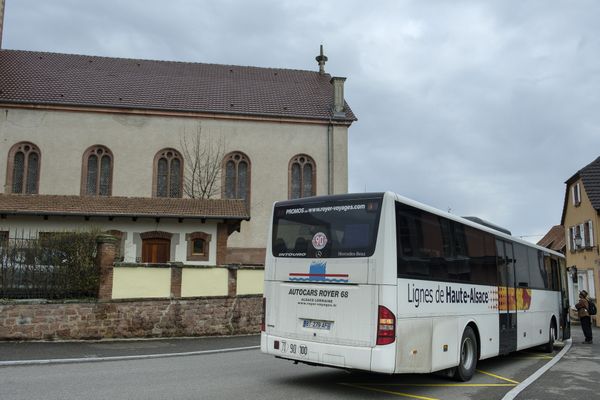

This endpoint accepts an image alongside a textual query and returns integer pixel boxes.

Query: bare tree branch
[180,123,226,199]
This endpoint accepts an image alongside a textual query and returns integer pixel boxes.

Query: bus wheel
[542,320,556,353]
[454,326,477,382]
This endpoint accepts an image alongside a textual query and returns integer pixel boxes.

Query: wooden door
[142,238,170,263]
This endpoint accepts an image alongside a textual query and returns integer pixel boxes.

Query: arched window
[186,231,212,262]
[81,145,113,196]
[289,154,316,199]
[6,142,41,194]
[222,151,250,203]
[153,148,183,198]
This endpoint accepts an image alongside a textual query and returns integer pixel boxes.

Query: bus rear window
[272,198,383,258]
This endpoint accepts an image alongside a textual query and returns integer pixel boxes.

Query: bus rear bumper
[261,332,395,373]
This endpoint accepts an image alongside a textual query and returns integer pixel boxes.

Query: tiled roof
[0,194,249,220]
[562,156,600,224]
[579,156,600,211]
[537,225,566,253]
[0,49,356,122]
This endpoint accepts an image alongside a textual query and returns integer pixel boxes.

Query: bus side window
[396,202,430,278]
[542,255,552,290]
[549,256,559,291]
[528,248,545,289]
[514,243,530,288]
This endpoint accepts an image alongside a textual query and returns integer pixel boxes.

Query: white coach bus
[260,192,570,381]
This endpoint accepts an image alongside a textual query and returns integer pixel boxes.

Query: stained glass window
[8,142,40,194]
[154,149,183,198]
[289,154,315,199]
[222,152,250,203]
[83,146,112,196]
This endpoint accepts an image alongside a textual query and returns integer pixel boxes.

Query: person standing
[575,290,593,344]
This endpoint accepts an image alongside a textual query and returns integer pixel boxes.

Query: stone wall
[0,296,261,341]
[0,232,264,341]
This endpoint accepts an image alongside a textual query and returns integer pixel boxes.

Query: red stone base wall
[0,296,262,341]
[226,247,266,265]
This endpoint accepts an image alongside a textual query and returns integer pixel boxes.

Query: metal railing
[0,233,99,299]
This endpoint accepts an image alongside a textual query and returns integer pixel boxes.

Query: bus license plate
[303,319,332,330]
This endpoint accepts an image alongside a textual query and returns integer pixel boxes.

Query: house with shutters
[561,156,600,323]
[0,9,356,266]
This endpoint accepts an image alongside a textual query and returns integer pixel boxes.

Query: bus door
[497,239,517,354]
[557,258,571,340]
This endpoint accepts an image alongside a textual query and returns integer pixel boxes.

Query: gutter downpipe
[328,119,333,195]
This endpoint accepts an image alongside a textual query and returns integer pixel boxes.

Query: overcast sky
[3,0,600,242]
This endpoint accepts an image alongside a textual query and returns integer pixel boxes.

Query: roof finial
[315,44,328,74]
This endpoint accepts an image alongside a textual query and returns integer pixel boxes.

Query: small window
[568,226,575,252]
[584,220,594,249]
[153,149,183,198]
[186,232,211,262]
[7,142,41,194]
[193,239,205,255]
[572,183,581,206]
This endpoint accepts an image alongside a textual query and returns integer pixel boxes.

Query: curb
[500,338,572,400]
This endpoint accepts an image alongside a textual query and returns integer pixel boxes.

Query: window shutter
[589,220,594,248]
[587,269,596,298]
[569,226,575,251]
[580,224,585,248]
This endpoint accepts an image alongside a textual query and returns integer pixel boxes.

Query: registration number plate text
[302,319,332,330]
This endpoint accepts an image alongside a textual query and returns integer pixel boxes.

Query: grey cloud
[4,0,600,241]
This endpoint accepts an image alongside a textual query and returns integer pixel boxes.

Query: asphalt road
[0,338,567,400]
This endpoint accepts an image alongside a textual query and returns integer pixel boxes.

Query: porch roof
[0,194,250,220]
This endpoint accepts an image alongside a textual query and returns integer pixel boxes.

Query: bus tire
[453,326,478,382]
[542,320,556,353]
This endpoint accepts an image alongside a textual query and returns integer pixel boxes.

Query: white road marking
[0,345,260,367]
[501,338,572,400]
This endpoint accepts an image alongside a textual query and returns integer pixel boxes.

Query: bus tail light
[261,297,266,332]
[377,305,396,345]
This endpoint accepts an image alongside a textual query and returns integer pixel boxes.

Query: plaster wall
[236,269,264,295]
[563,179,600,325]
[112,267,171,299]
[564,180,600,271]
[0,108,349,249]
[181,268,229,297]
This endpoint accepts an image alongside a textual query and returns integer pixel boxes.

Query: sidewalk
[516,325,600,400]
[0,334,260,363]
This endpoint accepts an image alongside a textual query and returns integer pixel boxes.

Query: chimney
[0,0,5,49]
[330,76,346,118]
